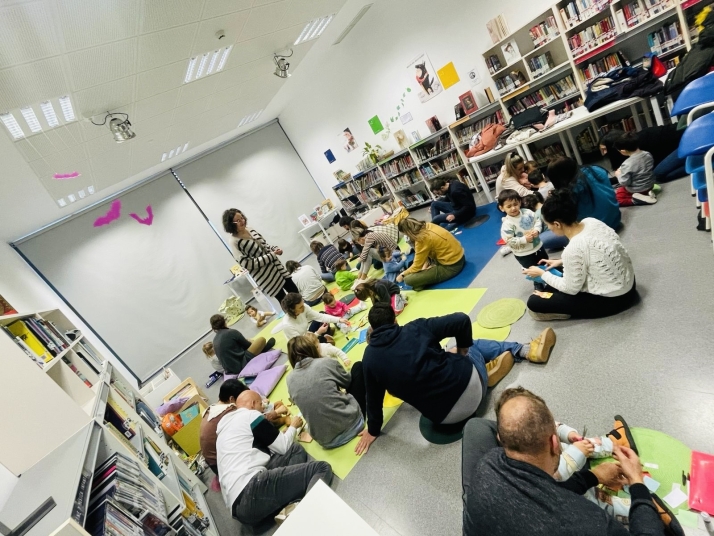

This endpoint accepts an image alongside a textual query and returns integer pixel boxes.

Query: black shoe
[263,337,276,352]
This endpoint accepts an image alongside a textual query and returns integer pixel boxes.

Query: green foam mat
[472,322,510,341]
[476,298,526,329]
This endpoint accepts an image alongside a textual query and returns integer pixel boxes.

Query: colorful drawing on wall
[298,214,312,227]
[130,205,154,226]
[324,149,336,163]
[53,171,81,180]
[340,128,358,153]
[388,87,412,123]
[394,129,409,150]
[467,66,482,86]
[93,200,122,227]
[400,112,413,125]
[436,62,460,90]
[368,115,384,135]
[407,53,443,103]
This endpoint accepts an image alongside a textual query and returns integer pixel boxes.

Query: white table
[298,208,341,247]
[274,480,380,536]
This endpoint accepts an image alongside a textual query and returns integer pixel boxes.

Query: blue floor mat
[431,202,502,290]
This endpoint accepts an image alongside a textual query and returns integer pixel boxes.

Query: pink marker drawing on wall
[53,171,81,179]
[130,205,154,226]
[93,200,121,227]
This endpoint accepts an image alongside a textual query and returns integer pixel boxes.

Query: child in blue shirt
[379,247,412,289]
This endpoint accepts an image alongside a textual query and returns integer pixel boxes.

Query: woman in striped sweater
[222,209,298,305]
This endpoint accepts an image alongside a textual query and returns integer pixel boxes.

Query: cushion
[156,397,189,416]
[249,365,287,397]
[238,349,281,378]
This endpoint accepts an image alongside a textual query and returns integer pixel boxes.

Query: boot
[606,415,638,454]
[526,328,556,363]
[486,352,514,387]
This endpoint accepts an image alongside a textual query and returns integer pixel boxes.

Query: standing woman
[352,221,398,280]
[222,209,298,304]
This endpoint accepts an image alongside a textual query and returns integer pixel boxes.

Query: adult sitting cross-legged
[216,390,333,527]
[430,177,477,231]
[211,314,275,376]
[462,387,675,536]
[354,304,556,454]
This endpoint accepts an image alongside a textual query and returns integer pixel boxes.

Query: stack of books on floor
[2,316,71,366]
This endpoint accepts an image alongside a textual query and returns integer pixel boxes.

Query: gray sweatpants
[232,443,333,526]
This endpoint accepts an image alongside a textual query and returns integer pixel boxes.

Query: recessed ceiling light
[195,53,209,79]
[169,149,175,158]
[183,142,189,152]
[161,152,167,162]
[20,106,42,133]
[40,101,59,128]
[217,46,232,71]
[67,193,76,203]
[175,145,182,155]
[239,109,263,127]
[294,14,335,45]
[78,189,86,199]
[87,185,95,194]
[207,50,220,75]
[185,57,197,84]
[58,96,75,122]
[57,198,67,207]
[0,112,25,140]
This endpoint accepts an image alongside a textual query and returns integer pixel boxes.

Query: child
[245,305,274,328]
[338,238,359,260]
[202,341,224,387]
[304,332,352,368]
[354,279,407,314]
[527,169,554,199]
[379,247,409,283]
[613,132,657,206]
[322,292,367,321]
[498,189,548,289]
[495,153,532,198]
[524,160,539,175]
[334,258,357,291]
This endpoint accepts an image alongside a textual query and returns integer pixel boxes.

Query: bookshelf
[331,165,394,216]
[0,308,218,536]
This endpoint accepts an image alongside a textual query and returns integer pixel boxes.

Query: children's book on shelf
[381,154,415,178]
[63,356,93,387]
[495,71,528,96]
[389,170,422,191]
[532,143,567,166]
[481,161,504,184]
[577,127,599,152]
[647,21,684,54]
[4,319,55,363]
[413,134,454,162]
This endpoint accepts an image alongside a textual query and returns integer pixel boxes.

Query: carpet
[472,322,510,341]
[431,202,502,290]
[476,298,526,329]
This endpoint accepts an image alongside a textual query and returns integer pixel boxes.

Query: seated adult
[495,153,532,198]
[523,190,638,321]
[430,177,477,230]
[200,379,246,474]
[286,335,366,449]
[280,292,347,343]
[462,387,669,536]
[396,218,465,290]
[354,304,556,454]
[211,314,275,376]
[285,260,326,306]
[309,241,341,282]
[547,157,621,230]
[216,390,332,526]
[599,126,686,183]
[351,221,398,279]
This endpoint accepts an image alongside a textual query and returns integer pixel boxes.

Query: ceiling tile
[229,23,303,66]
[23,133,59,157]
[140,0,203,33]
[280,0,346,29]
[202,0,253,19]
[29,158,53,179]
[74,76,135,118]
[207,84,240,110]
[191,10,250,55]
[0,2,62,69]
[237,1,289,42]
[43,144,89,173]
[90,144,132,191]
[253,0,283,6]
[177,74,219,105]
[14,138,42,162]
[62,122,86,145]
[172,97,209,121]
[239,72,284,102]
[84,130,119,159]
[215,56,271,91]
[43,128,72,150]
[67,39,137,92]
[0,57,69,112]
[137,24,197,72]
[129,128,172,174]
[136,61,185,100]
[134,89,179,121]
[57,0,139,51]
[134,109,174,137]
[39,161,96,201]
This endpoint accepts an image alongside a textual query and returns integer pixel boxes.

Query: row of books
[401,191,430,208]
[600,115,637,135]
[559,0,610,28]
[481,162,504,183]
[356,186,389,204]
[568,16,617,57]
[578,52,627,83]
[3,316,72,364]
[177,473,211,534]
[495,71,528,96]
[527,51,556,79]
[485,54,504,74]
[382,154,415,178]
[506,75,579,115]
[335,175,383,196]
[532,143,567,166]
[577,127,599,152]
[647,21,684,54]
[419,155,461,179]
[662,55,681,70]
[456,111,505,145]
[389,171,423,191]
[413,134,454,163]
[617,1,649,28]
[340,196,364,210]
[529,16,559,47]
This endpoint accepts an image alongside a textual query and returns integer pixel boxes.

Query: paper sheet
[663,484,689,509]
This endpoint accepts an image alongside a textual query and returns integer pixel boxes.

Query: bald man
[462,388,671,536]
[215,390,333,526]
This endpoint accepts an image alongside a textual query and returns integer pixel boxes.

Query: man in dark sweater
[430,178,477,231]
[354,304,556,454]
[462,387,673,536]
[210,314,275,375]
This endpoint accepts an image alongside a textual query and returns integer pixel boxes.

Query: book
[7,320,53,362]
[62,356,93,387]
[24,318,59,356]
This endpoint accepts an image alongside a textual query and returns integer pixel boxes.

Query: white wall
[276,0,555,200]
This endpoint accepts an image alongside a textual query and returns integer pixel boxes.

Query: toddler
[379,247,409,283]
[334,258,358,291]
[498,189,548,289]
[245,305,274,327]
[555,421,616,482]
[322,292,367,320]
[202,341,224,387]
[614,132,657,206]
[304,332,352,368]
[338,238,359,260]
[527,169,554,199]
[354,279,407,314]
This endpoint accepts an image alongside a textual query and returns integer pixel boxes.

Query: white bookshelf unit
[0,309,218,536]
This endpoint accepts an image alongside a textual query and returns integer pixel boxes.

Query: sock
[518,345,530,359]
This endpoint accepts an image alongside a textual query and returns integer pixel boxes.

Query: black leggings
[346,361,366,416]
[527,280,639,319]
[308,320,334,344]
[275,278,299,306]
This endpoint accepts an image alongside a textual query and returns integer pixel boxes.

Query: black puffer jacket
[664,8,714,99]
[584,67,663,111]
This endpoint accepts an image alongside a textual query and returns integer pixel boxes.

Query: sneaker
[528,310,571,321]
[205,371,222,388]
[486,351,515,387]
[526,327,556,363]
[274,502,299,524]
[607,415,638,454]
[499,245,512,256]
[632,192,657,205]
[263,337,276,352]
[651,493,685,536]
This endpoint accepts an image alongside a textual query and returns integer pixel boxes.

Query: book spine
[25,318,59,356]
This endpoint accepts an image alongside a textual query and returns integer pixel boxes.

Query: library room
[1,0,714,535]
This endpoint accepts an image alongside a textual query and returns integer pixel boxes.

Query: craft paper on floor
[476,298,526,328]
[472,322,510,341]
[367,115,384,135]
[340,128,358,153]
[130,205,154,226]
[643,476,660,493]
[436,62,460,90]
[53,171,81,180]
[663,484,688,509]
[674,510,699,529]
[324,149,336,163]
[93,199,121,227]
[400,112,413,125]
[467,66,482,86]
[407,53,443,103]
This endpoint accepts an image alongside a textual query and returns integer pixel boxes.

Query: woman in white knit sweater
[280,292,348,344]
[522,190,638,320]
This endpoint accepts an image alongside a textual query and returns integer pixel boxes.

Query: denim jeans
[467,339,525,393]
[321,272,336,283]
[321,416,364,449]
[653,149,687,183]
[540,230,569,250]
[430,199,454,219]
[432,213,459,231]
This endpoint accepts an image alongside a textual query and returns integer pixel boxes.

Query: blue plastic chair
[679,113,714,236]
[671,73,714,119]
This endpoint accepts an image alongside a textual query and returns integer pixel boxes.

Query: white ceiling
[0,0,349,206]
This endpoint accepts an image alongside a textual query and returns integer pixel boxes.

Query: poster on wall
[400,112,413,124]
[501,40,521,64]
[407,53,443,104]
[368,115,384,135]
[340,128,358,153]
[324,149,336,163]
[436,62,460,90]
[467,66,482,86]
